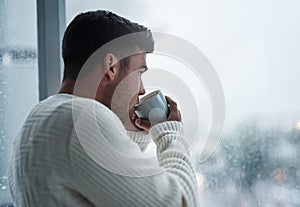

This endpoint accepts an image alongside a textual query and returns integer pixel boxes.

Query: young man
[8,10,199,206]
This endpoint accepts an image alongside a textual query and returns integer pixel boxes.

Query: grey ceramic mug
[135,90,169,123]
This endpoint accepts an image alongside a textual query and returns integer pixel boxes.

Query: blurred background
[0,0,299,206]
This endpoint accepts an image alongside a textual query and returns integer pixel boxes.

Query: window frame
[36,0,65,100]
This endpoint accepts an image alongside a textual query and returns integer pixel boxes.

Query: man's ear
[104,53,118,81]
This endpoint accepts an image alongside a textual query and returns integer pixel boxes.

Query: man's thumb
[135,119,151,131]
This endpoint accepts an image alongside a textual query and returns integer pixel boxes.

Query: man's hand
[124,111,142,131]
[135,96,181,132]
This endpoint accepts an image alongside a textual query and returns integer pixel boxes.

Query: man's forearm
[150,121,199,207]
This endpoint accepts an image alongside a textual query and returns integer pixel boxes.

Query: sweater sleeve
[67,101,199,207]
[126,130,152,152]
[149,121,199,206]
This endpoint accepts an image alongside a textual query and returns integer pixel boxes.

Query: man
[8,10,199,206]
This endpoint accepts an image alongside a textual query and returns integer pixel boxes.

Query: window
[1,0,299,205]
[0,0,38,203]
[67,0,300,206]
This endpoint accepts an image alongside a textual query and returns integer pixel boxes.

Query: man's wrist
[126,130,152,152]
[149,121,182,143]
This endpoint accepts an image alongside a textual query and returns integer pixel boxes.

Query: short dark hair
[62,10,154,81]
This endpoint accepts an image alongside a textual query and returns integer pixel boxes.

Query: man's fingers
[165,96,177,106]
[135,118,152,131]
[166,96,178,113]
[165,96,181,122]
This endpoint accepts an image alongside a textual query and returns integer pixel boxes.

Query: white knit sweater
[8,94,199,206]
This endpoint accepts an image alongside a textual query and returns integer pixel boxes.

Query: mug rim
[135,90,161,108]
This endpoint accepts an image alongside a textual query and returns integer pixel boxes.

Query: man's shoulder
[33,94,108,115]
[24,94,122,134]
[41,94,120,124]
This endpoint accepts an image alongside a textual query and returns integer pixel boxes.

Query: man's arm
[149,121,199,206]
[66,98,199,206]
[126,130,151,152]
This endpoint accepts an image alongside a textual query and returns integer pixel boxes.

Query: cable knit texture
[8,94,199,207]
[126,131,152,152]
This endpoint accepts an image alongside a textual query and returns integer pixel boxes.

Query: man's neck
[57,78,112,110]
[57,79,75,95]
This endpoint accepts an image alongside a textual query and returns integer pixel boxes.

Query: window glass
[66,1,300,206]
[0,0,38,203]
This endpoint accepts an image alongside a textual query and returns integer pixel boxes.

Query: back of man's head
[62,10,154,81]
